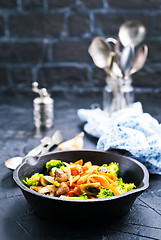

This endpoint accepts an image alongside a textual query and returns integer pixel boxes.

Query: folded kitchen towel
[77,102,161,174]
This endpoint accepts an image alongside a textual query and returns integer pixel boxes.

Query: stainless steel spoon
[129,44,148,76]
[120,45,135,76]
[111,59,123,78]
[5,130,63,170]
[88,36,112,69]
[118,20,146,47]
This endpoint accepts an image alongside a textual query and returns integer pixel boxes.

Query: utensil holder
[103,76,134,116]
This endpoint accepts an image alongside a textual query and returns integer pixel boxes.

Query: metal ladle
[118,20,146,47]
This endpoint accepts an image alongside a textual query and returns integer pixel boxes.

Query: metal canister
[32,82,54,129]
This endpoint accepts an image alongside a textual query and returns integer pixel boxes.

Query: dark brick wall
[0,0,161,96]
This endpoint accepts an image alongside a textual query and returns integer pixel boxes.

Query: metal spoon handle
[27,131,63,156]
[5,130,63,170]
[39,130,63,154]
[25,137,52,157]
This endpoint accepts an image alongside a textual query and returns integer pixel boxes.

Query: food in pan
[23,159,136,199]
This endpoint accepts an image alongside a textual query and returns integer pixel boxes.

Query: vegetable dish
[23,159,136,199]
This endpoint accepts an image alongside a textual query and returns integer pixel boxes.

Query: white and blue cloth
[77,102,161,174]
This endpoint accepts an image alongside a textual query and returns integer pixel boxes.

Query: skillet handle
[22,155,39,167]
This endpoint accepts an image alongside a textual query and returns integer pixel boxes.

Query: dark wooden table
[0,93,161,240]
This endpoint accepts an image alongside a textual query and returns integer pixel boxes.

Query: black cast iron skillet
[13,150,149,223]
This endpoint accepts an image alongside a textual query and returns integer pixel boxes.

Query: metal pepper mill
[32,82,54,129]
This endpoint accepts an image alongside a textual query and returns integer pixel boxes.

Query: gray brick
[22,0,44,9]
[0,0,17,8]
[53,40,91,62]
[0,16,4,36]
[146,39,161,62]
[68,13,90,37]
[9,13,64,37]
[0,67,8,85]
[0,42,48,63]
[133,63,161,88]
[10,67,33,84]
[48,0,75,8]
[108,0,161,9]
[38,65,90,87]
[80,0,103,9]
[154,13,161,36]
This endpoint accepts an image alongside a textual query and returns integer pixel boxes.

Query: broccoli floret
[102,162,119,176]
[53,181,60,187]
[116,178,136,194]
[97,187,115,198]
[124,183,136,191]
[23,173,43,186]
[72,194,88,200]
[107,162,119,176]
[46,159,64,172]
[102,164,108,168]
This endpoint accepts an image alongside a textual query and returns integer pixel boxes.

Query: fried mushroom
[54,169,68,182]
[39,176,55,186]
[78,182,101,196]
[55,182,70,196]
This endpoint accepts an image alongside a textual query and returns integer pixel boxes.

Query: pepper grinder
[32,82,54,129]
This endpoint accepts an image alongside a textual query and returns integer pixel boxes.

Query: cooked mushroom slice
[79,182,101,196]
[37,186,50,194]
[46,185,57,195]
[98,166,108,173]
[54,169,68,183]
[55,182,70,196]
[39,176,55,186]
[35,185,57,195]
[49,192,55,197]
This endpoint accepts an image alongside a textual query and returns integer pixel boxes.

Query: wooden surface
[0,94,161,240]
